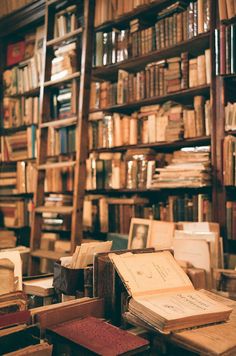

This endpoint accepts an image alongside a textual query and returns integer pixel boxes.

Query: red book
[220,24,226,75]
[7,41,25,66]
[0,310,31,328]
[47,316,149,356]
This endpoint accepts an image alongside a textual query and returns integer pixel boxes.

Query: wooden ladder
[29,0,94,274]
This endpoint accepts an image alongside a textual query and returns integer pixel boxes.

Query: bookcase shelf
[1,124,38,135]
[89,136,211,153]
[90,85,210,114]
[86,186,211,195]
[95,0,176,32]
[4,87,40,98]
[93,32,210,80]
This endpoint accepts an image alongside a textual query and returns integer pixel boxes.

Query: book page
[172,291,236,354]
[134,290,232,321]
[148,221,175,250]
[109,251,193,297]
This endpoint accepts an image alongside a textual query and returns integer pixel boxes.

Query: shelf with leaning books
[93,32,210,79]
[90,84,210,114]
[94,0,211,32]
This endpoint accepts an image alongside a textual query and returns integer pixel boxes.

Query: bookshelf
[0,2,45,250]
[212,1,236,254]
[29,0,95,274]
[85,0,216,240]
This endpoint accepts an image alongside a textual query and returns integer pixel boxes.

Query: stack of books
[151,146,211,188]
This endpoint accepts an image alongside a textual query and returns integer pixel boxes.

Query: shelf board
[93,32,210,79]
[38,161,76,170]
[44,72,80,87]
[86,186,211,194]
[90,85,210,114]
[4,87,40,98]
[47,27,83,47]
[95,0,175,32]
[90,136,211,153]
[1,124,38,135]
[35,205,74,214]
[0,192,33,197]
[225,130,236,135]
[31,249,69,260]
[221,15,236,25]
[40,116,77,128]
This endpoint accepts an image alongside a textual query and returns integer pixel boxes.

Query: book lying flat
[109,251,232,333]
[47,316,149,356]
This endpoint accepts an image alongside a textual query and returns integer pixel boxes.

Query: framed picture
[128,218,152,249]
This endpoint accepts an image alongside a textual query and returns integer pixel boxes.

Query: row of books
[226,201,236,240]
[3,57,40,95]
[86,147,211,190]
[0,160,74,194]
[88,97,211,150]
[0,0,33,18]
[47,126,76,157]
[94,0,210,67]
[215,24,236,76]
[94,0,210,28]
[151,146,211,188]
[223,135,236,186]
[3,96,39,128]
[54,5,79,38]
[50,83,76,121]
[83,194,212,234]
[1,126,37,161]
[225,101,236,131]
[90,51,211,109]
[51,42,77,82]
[218,0,236,20]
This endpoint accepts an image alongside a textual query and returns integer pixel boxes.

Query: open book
[109,251,232,333]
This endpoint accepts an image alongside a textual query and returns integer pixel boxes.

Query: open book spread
[109,251,232,333]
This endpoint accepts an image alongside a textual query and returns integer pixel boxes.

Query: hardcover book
[109,251,232,333]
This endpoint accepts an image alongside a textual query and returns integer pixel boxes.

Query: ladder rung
[38,161,76,170]
[40,116,77,128]
[35,206,74,214]
[44,72,80,87]
[47,28,83,47]
[31,249,69,260]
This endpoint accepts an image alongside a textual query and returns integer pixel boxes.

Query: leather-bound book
[46,316,150,356]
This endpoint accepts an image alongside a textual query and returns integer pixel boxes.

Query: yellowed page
[109,251,193,297]
[172,291,236,355]
[148,221,175,250]
[134,290,232,321]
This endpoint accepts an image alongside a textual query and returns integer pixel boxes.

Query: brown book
[189,58,198,87]
[197,54,206,85]
[218,0,228,20]
[198,0,205,34]
[194,96,205,136]
[226,0,235,18]
[109,251,232,333]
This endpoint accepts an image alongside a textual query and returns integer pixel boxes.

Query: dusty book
[109,251,232,333]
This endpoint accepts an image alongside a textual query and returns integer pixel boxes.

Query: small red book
[7,41,25,66]
[47,316,149,356]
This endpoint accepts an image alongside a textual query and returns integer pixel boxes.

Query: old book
[46,316,149,355]
[33,297,104,330]
[171,291,236,356]
[4,342,53,356]
[109,251,232,333]
[23,276,54,297]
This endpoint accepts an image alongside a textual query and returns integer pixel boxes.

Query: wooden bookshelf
[90,85,210,114]
[93,32,210,80]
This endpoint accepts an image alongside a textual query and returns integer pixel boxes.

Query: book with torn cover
[109,251,232,333]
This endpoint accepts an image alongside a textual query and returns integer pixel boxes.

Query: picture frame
[128,218,152,249]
